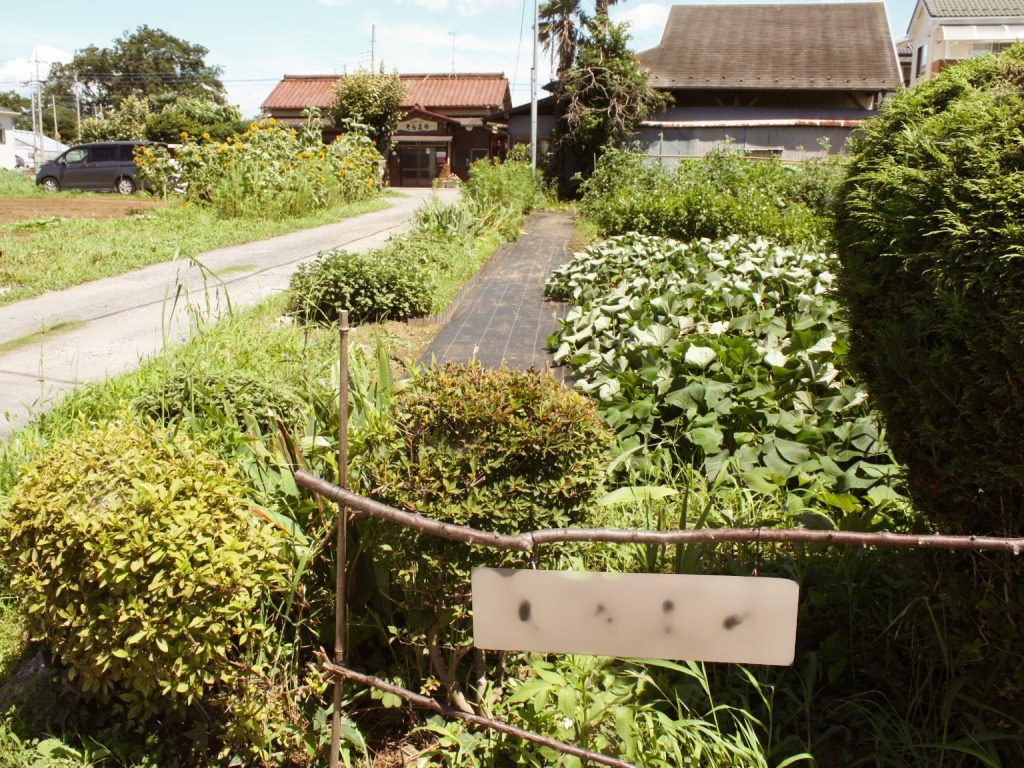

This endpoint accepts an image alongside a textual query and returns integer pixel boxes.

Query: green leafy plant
[133,364,309,431]
[330,68,404,152]
[350,363,611,708]
[78,95,150,142]
[0,420,290,725]
[835,44,1024,534]
[287,246,433,325]
[578,147,835,249]
[547,233,903,508]
[135,109,381,217]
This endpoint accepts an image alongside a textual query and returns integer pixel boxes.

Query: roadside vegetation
[0,156,551,765]
[0,196,388,304]
[0,112,385,303]
[0,18,1022,768]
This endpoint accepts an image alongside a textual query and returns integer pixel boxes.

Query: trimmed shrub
[0,420,289,721]
[133,365,309,430]
[287,247,433,325]
[834,46,1024,534]
[351,363,611,655]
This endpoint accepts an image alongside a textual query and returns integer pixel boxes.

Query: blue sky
[1,0,918,117]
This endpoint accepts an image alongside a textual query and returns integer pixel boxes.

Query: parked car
[35,141,159,194]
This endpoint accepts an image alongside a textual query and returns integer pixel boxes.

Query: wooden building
[261,73,511,186]
[505,2,902,163]
[634,2,902,163]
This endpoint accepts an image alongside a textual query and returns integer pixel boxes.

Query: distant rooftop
[637,2,902,91]
[261,73,511,112]
[922,0,1024,17]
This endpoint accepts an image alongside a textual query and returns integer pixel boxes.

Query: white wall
[0,115,16,170]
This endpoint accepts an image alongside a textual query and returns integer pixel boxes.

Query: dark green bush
[134,365,308,430]
[350,363,611,682]
[578,146,837,248]
[835,45,1024,534]
[0,421,289,722]
[287,247,433,325]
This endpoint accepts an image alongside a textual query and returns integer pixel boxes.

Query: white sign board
[472,569,799,666]
[398,119,438,133]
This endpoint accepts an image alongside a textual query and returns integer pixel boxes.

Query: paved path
[421,210,574,378]
[0,188,452,437]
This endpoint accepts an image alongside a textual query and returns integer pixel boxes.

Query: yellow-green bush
[0,420,290,721]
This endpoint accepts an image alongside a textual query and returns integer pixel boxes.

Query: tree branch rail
[294,471,1024,555]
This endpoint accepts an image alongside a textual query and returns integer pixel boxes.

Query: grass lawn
[0,195,390,304]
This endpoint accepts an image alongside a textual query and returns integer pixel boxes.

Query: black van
[35,141,157,194]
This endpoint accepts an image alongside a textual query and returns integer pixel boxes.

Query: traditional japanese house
[261,72,511,186]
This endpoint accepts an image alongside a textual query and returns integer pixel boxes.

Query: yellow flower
[179,131,189,139]
[268,117,276,125]
[202,131,211,140]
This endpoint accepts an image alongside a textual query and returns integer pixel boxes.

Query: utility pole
[51,94,60,142]
[74,71,82,139]
[449,31,456,76]
[530,0,538,170]
[370,25,376,71]
[34,51,44,169]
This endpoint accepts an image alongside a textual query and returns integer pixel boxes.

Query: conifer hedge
[835,46,1024,533]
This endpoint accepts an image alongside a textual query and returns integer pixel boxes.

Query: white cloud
[611,2,671,34]
[379,23,520,53]
[396,0,450,11]
[0,45,73,87]
[392,0,506,16]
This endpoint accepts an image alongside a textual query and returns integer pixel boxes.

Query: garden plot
[0,197,166,225]
[547,233,904,509]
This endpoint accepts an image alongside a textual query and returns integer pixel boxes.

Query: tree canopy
[553,15,667,171]
[46,26,225,115]
[330,68,404,152]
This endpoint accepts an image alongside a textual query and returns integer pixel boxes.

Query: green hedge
[578,147,841,249]
[835,45,1024,533]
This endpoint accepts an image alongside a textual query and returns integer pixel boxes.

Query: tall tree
[331,68,404,152]
[0,91,32,130]
[540,0,583,75]
[46,26,225,115]
[553,15,668,186]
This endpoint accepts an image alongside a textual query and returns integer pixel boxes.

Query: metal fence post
[329,309,350,768]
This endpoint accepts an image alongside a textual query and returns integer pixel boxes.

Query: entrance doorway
[399,145,441,187]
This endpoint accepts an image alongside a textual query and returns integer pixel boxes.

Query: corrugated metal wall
[636,125,854,165]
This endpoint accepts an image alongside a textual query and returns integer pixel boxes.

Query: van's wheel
[41,176,60,192]
[116,176,137,195]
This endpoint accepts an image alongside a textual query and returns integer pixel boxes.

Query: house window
[469,148,489,164]
[971,42,1011,57]
[917,44,928,76]
[0,127,5,144]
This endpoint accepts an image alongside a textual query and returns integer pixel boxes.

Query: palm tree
[540,1,620,74]
[539,0,582,75]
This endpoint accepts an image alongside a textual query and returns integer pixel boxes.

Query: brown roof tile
[261,73,511,112]
[922,0,1024,17]
[637,2,902,91]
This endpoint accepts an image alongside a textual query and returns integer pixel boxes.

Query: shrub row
[578,146,843,249]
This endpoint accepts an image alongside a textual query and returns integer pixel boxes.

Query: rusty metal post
[329,310,350,768]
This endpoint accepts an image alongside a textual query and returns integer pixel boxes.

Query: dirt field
[0,196,168,225]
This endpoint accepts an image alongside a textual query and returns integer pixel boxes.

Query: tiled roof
[261,73,511,112]
[637,2,902,91]
[922,0,1024,17]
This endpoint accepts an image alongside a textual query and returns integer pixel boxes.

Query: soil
[0,196,168,226]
